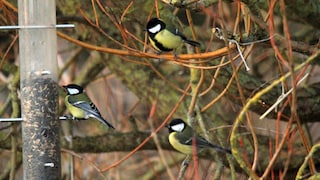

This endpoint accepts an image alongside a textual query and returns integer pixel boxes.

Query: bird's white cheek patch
[171,123,185,132]
[148,24,161,33]
[67,88,80,95]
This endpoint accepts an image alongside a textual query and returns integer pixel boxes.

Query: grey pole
[18,0,61,179]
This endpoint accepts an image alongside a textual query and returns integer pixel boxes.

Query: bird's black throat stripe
[151,37,173,52]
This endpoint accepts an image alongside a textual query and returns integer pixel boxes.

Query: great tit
[146,18,200,52]
[166,118,231,154]
[63,84,115,129]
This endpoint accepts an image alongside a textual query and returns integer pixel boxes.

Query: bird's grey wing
[178,135,193,146]
[175,132,207,146]
[195,136,213,148]
[183,138,193,146]
[72,101,101,117]
[179,136,210,147]
[171,29,200,46]
[172,29,188,40]
[181,135,217,148]
[196,136,232,154]
[72,101,115,129]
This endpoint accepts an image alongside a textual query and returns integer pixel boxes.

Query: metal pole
[18,0,61,179]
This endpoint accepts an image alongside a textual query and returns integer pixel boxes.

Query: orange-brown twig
[100,85,191,172]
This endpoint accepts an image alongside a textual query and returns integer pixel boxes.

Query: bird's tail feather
[210,144,232,154]
[95,116,115,129]
[185,39,201,47]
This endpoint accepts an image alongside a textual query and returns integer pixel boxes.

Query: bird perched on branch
[166,118,231,155]
[63,84,115,129]
[146,18,200,53]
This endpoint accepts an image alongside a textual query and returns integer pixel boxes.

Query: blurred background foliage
[0,0,320,179]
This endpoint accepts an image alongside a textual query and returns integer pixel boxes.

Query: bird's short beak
[62,86,68,92]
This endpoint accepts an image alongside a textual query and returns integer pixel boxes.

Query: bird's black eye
[167,125,174,133]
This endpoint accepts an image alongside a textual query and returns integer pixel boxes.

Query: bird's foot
[64,135,72,143]
[62,115,73,120]
[62,115,86,121]
[173,51,179,59]
[181,158,190,167]
[73,117,86,121]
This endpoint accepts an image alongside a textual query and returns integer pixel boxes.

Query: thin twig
[101,85,191,172]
